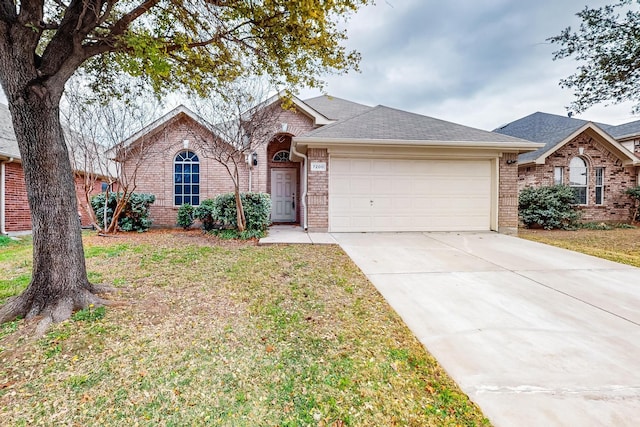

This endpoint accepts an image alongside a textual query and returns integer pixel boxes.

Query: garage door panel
[329,158,492,232]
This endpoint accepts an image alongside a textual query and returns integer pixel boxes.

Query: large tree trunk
[0,93,107,332]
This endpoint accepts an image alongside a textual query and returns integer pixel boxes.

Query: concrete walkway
[258,225,336,245]
[333,232,640,427]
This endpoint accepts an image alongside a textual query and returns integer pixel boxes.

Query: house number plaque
[310,161,327,172]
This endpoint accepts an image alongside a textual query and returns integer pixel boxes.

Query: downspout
[290,142,308,230]
[246,153,253,192]
[0,158,14,235]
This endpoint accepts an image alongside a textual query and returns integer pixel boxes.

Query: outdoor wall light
[252,152,258,166]
[506,159,517,165]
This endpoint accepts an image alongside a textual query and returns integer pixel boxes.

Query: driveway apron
[333,232,640,427]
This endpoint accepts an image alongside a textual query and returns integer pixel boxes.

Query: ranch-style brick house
[114,95,540,234]
[494,112,640,222]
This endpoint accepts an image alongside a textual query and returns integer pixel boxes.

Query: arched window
[569,157,587,204]
[174,150,200,206]
[272,150,290,162]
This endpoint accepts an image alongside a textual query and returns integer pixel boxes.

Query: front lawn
[519,227,640,267]
[0,230,489,426]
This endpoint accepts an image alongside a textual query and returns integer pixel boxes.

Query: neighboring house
[0,104,104,234]
[494,112,640,222]
[116,95,540,234]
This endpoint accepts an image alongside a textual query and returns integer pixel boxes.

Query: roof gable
[495,112,638,165]
[112,105,213,155]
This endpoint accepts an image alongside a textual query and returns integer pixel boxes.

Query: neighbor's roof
[0,103,115,176]
[494,111,640,165]
[605,119,640,140]
[295,105,539,148]
[493,112,615,163]
[302,95,372,121]
[0,104,20,159]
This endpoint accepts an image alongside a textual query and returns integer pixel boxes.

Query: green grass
[520,227,640,267]
[0,231,490,426]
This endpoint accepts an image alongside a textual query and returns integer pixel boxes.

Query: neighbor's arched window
[273,150,290,162]
[174,150,200,206]
[569,157,587,204]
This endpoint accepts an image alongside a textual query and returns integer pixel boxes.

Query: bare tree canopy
[0,0,370,331]
[188,80,280,231]
[550,0,640,114]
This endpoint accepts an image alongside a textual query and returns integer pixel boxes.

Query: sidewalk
[258,225,336,245]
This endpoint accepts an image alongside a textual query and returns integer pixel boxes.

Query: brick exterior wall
[306,148,329,231]
[518,132,639,222]
[498,153,519,234]
[3,162,96,233]
[111,106,321,229]
[121,115,252,227]
[4,162,30,232]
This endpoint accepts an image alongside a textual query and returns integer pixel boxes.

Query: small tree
[62,82,162,234]
[519,185,581,229]
[190,80,281,232]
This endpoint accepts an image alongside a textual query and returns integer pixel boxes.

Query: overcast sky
[297,0,640,130]
[1,1,637,131]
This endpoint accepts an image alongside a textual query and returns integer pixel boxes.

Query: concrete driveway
[332,232,640,427]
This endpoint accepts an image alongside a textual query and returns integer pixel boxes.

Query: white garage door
[329,158,492,232]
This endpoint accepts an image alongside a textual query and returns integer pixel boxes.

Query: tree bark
[0,91,106,332]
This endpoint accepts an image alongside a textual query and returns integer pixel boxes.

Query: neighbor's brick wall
[4,162,31,232]
[4,162,102,232]
[498,153,519,234]
[306,148,329,231]
[122,115,251,227]
[518,133,638,222]
[74,175,105,227]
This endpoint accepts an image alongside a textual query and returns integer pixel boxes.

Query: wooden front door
[271,168,297,222]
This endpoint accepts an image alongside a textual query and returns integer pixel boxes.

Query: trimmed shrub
[519,185,581,230]
[177,203,195,229]
[194,192,271,237]
[193,199,219,232]
[626,186,640,222]
[91,192,156,232]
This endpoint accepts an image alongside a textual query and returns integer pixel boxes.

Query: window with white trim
[569,157,588,204]
[595,167,604,205]
[272,150,290,162]
[174,150,200,206]
[554,166,564,185]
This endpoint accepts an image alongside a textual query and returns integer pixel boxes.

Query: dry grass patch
[519,227,640,267]
[0,230,489,426]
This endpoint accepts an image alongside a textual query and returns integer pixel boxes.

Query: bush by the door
[194,193,271,238]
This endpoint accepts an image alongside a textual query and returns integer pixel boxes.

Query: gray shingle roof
[299,105,534,144]
[605,119,640,139]
[302,95,371,121]
[0,103,20,159]
[493,112,613,163]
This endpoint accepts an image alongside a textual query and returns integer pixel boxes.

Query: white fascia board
[293,137,544,152]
